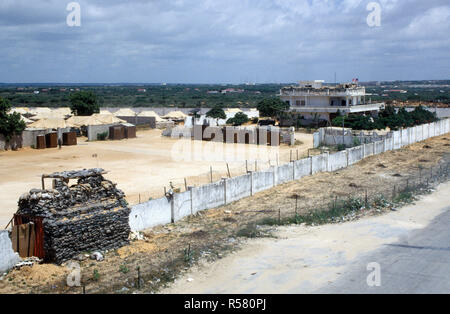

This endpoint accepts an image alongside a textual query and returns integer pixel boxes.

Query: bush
[97,131,108,141]
[227,112,249,126]
[332,105,438,131]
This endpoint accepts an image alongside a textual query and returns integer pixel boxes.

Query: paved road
[318,207,450,294]
[163,182,450,294]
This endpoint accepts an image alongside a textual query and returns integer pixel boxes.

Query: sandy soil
[162,182,450,294]
[0,129,312,227]
[0,135,448,294]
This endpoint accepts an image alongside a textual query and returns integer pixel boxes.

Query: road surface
[163,182,450,294]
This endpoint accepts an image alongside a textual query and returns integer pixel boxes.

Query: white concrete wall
[173,191,192,222]
[252,170,274,194]
[130,119,450,232]
[347,146,363,165]
[227,174,251,203]
[192,181,225,213]
[311,153,328,174]
[0,231,21,273]
[294,157,312,179]
[365,142,376,157]
[328,151,347,172]
[276,163,294,185]
[129,197,172,231]
[374,140,384,155]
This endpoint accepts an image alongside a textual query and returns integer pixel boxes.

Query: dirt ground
[0,134,448,294]
[0,129,312,227]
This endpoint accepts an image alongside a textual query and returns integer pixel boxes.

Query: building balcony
[290,103,385,114]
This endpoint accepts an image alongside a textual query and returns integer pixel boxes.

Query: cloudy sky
[0,0,449,83]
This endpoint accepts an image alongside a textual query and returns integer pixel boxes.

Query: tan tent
[30,111,70,120]
[28,118,67,129]
[30,107,52,115]
[100,109,111,115]
[138,110,164,122]
[9,107,30,115]
[161,111,188,120]
[92,113,126,124]
[114,108,136,117]
[65,116,99,127]
[20,115,34,124]
[52,107,72,116]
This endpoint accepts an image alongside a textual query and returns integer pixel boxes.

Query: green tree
[69,91,100,116]
[257,97,289,117]
[206,105,226,123]
[227,112,249,126]
[0,97,26,148]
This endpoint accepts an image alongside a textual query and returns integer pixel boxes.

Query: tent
[20,115,34,124]
[114,108,137,117]
[138,110,164,122]
[66,115,104,127]
[52,107,72,116]
[161,111,188,120]
[30,111,70,120]
[30,107,52,115]
[9,107,30,115]
[28,118,67,129]
[92,113,126,124]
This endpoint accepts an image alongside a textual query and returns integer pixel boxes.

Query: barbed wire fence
[259,159,450,227]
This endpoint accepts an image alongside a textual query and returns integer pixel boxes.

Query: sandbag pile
[15,168,130,264]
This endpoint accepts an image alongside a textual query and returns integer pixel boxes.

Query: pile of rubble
[15,168,131,264]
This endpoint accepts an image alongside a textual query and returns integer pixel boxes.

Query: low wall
[311,153,328,174]
[374,140,384,155]
[173,191,192,222]
[0,230,21,273]
[253,170,274,194]
[118,116,156,127]
[192,181,225,213]
[129,197,172,231]
[294,158,312,180]
[276,163,294,185]
[328,150,347,172]
[130,119,450,232]
[227,174,252,203]
[348,146,363,165]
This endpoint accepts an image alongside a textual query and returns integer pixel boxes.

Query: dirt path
[162,182,450,294]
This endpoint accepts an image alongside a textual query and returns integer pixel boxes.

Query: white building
[279,80,384,121]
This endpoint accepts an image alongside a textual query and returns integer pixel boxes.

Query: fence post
[188,186,194,215]
[346,149,349,167]
[223,178,228,204]
[250,171,254,196]
[326,152,330,172]
[292,161,295,180]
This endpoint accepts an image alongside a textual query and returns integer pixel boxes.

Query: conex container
[45,132,58,148]
[63,132,77,146]
[36,135,46,149]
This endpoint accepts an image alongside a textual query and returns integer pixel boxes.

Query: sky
[0,0,449,84]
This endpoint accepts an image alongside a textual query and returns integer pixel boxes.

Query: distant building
[137,88,146,92]
[279,80,384,122]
